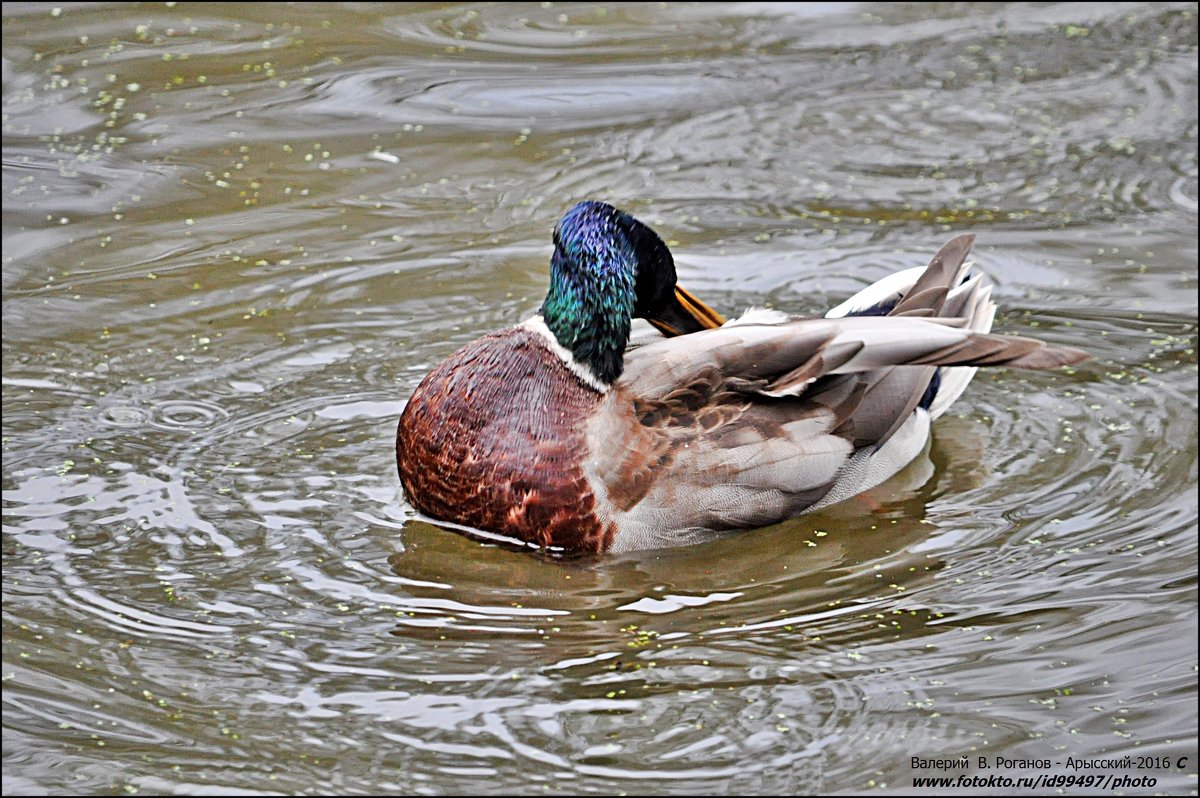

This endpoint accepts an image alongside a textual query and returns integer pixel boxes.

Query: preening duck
[396,201,1087,554]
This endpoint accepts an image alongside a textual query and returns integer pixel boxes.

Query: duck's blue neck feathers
[540,203,639,385]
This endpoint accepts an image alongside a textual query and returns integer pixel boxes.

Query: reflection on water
[3,2,1196,794]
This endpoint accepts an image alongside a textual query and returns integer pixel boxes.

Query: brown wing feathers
[681,234,1086,451]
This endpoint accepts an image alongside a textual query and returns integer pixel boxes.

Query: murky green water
[3,2,1197,795]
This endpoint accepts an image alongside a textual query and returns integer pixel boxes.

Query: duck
[396,200,1087,554]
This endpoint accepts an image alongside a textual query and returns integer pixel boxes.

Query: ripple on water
[149,399,231,432]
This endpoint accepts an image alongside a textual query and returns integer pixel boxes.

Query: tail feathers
[821,325,1085,447]
[941,273,988,325]
[835,234,987,430]
[823,235,1086,422]
[887,235,994,421]
[926,274,995,418]
[889,234,975,317]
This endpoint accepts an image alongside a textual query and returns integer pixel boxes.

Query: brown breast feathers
[396,326,612,553]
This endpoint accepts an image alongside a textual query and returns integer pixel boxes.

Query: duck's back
[396,326,612,551]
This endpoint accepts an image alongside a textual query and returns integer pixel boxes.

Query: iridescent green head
[540,201,725,385]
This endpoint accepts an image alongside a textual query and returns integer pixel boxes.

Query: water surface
[3,2,1197,795]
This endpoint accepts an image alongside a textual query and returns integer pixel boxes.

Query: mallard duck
[396,201,1087,554]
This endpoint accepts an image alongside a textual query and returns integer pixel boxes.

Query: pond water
[3,2,1197,795]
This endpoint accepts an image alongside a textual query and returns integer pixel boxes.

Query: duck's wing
[600,315,1084,546]
[593,238,1086,548]
[621,313,1082,410]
